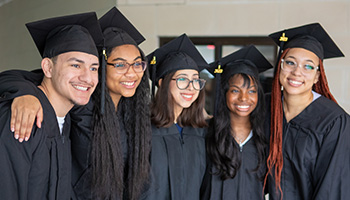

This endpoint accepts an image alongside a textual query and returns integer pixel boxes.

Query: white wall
[117,0,350,113]
[0,0,349,112]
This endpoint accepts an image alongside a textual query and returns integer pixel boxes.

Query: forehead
[174,69,199,76]
[285,48,319,62]
[228,74,256,86]
[109,44,141,58]
[56,51,98,62]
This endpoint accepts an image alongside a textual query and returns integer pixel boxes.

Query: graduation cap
[99,6,145,50]
[269,23,344,61]
[147,34,209,96]
[98,7,146,114]
[26,12,103,58]
[208,45,273,116]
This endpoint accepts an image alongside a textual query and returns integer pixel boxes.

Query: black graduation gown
[265,94,350,200]
[145,124,207,200]
[0,88,71,200]
[201,139,266,200]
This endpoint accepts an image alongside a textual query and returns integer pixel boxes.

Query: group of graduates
[0,5,349,200]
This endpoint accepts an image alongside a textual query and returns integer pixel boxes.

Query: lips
[121,81,136,88]
[235,104,251,111]
[287,78,303,87]
[181,93,194,101]
[72,84,89,91]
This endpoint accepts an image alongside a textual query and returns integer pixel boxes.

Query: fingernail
[25,137,29,141]
[11,127,15,132]
[19,138,23,143]
[15,134,19,139]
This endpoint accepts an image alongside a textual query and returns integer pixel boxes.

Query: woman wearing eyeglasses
[265,23,350,200]
[0,7,152,200]
[144,34,209,200]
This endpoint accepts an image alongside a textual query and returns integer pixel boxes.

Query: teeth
[182,94,193,98]
[289,80,302,85]
[237,105,249,109]
[73,85,88,91]
[121,81,135,86]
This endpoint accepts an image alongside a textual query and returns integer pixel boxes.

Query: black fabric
[264,94,350,200]
[269,23,344,60]
[208,45,272,80]
[0,87,71,199]
[99,7,145,49]
[201,138,266,200]
[26,12,103,58]
[144,124,207,200]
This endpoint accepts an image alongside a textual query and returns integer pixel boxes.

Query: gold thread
[214,64,223,74]
[150,56,156,65]
[279,33,288,42]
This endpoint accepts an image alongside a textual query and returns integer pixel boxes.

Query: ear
[314,70,320,84]
[41,58,54,78]
[158,78,163,87]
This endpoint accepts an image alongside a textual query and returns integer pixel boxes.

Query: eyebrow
[67,57,99,66]
[111,56,142,62]
[175,73,199,77]
[229,84,257,89]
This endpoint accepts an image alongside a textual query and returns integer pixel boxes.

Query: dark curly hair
[206,73,266,180]
[91,46,151,200]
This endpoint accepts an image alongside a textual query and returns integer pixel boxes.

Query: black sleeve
[0,69,43,101]
[312,114,350,199]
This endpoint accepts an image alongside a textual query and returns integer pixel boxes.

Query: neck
[110,92,122,112]
[39,80,73,117]
[230,113,251,143]
[283,90,313,122]
[173,105,183,124]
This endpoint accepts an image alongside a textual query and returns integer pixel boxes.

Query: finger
[16,112,25,143]
[36,107,44,129]
[10,106,18,139]
[24,111,37,142]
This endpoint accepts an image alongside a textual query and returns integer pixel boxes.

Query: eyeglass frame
[171,77,206,91]
[281,59,319,76]
[107,61,147,74]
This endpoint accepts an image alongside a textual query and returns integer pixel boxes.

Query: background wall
[0,0,349,112]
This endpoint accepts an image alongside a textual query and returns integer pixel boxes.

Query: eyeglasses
[171,77,206,90]
[281,59,319,76]
[107,61,147,74]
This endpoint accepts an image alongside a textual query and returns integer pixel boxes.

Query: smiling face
[279,48,320,97]
[169,69,200,115]
[48,51,99,106]
[106,44,144,106]
[226,74,258,119]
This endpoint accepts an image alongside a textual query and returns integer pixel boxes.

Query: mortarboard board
[269,23,344,61]
[99,6,145,50]
[147,34,209,96]
[208,45,272,80]
[208,45,273,116]
[26,12,103,58]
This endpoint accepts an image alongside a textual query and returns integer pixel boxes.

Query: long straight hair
[151,71,207,128]
[206,74,266,180]
[264,48,337,197]
[91,46,151,200]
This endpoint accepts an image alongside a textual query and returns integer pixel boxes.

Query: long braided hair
[264,48,337,197]
[91,46,151,200]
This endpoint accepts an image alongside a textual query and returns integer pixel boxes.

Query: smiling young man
[0,12,103,199]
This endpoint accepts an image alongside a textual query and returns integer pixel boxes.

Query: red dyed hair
[264,48,337,198]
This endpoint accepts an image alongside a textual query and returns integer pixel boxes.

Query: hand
[11,95,43,142]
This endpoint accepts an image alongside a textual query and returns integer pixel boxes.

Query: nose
[238,92,248,101]
[79,67,93,84]
[187,81,195,91]
[291,64,303,75]
[124,65,137,78]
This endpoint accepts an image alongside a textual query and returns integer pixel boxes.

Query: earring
[281,85,284,91]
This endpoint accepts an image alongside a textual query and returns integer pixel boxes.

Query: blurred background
[0,0,349,113]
